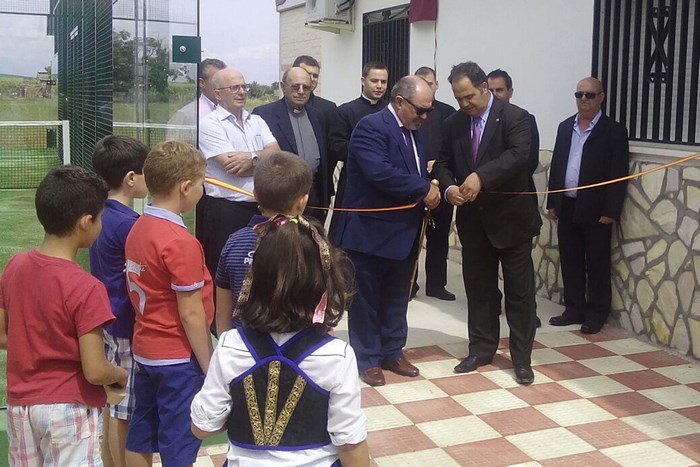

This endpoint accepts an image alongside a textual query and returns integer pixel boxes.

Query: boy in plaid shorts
[89,136,149,467]
[0,166,129,466]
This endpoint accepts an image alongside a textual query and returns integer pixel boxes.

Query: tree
[112,30,178,101]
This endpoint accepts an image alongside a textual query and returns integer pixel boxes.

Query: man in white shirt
[167,58,226,143]
[198,68,281,278]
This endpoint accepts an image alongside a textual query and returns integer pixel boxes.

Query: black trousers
[421,198,454,291]
[199,195,259,280]
[457,220,536,365]
[557,196,613,326]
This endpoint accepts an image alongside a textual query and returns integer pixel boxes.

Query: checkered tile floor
[176,327,700,466]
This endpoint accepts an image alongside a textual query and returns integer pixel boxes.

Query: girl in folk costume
[191,215,368,467]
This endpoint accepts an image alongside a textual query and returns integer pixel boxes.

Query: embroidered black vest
[228,326,336,451]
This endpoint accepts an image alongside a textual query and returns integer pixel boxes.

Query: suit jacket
[526,113,540,190]
[433,98,542,249]
[253,99,332,205]
[419,99,457,160]
[336,96,387,162]
[336,107,431,261]
[546,113,629,223]
[308,93,345,167]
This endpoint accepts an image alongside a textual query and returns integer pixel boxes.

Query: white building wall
[320,0,595,149]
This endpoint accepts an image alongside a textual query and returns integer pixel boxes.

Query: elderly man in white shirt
[198,68,280,279]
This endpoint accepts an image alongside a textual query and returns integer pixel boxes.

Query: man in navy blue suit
[336,76,441,386]
[253,67,332,221]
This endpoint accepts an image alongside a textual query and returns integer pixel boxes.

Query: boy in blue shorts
[124,141,214,467]
[0,166,129,466]
[215,151,313,336]
[89,135,149,467]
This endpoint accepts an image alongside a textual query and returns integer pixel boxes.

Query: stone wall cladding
[447,150,700,358]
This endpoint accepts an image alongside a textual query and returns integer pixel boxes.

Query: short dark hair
[362,61,388,78]
[35,165,108,236]
[144,141,206,196]
[292,55,320,68]
[254,151,313,213]
[198,58,226,80]
[414,66,436,79]
[92,136,149,189]
[239,215,352,333]
[487,69,513,90]
[390,75,419,102]
[448,61,487,86]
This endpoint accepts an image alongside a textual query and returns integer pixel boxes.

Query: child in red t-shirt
[0,166,128,466]
[124,141,214,466]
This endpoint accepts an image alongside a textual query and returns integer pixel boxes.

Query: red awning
[408,0,438,23]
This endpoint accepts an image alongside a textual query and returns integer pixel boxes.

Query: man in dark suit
[412,66,457,301]
[336,76,440,386]
[292,55,345,167]
[547,77,629,334]
[433,62,541,385]
[253,67,332,221]
[328,62,389,240]
[487,68,542,328]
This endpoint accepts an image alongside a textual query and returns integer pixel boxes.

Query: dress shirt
[388,104,421,174]
[198,94,217,120]
[564,110,602,198]
[445,93,494,198]
[471,93,494,148]
[199,106,277,202]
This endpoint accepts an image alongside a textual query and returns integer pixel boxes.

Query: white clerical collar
[361,93,379,105]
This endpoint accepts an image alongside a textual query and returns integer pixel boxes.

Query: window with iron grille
[593,0,700,145]
[362,5,410,95]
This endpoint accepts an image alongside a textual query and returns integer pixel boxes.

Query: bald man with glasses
[198,68,280,281]
[253,67,334,221]
[547,77,629,335]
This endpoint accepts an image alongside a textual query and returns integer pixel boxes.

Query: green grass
[0,189,197,408]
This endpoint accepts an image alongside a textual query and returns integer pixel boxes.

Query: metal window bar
[593,0,699,145]
[362,5,410,95]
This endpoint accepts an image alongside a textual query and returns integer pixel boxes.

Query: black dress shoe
[536,316,542,328]
[549,314,584,326]
[426,288,456,301]
[581,322,603,334]
[514,364,534,385]
[454,355,492,374]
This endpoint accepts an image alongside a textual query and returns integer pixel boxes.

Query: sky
[200,0,280,85]
[0,0,279,84]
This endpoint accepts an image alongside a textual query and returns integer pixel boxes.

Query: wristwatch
[251,152,260,167]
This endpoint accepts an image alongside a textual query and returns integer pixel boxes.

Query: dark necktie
[472,117,482,162]
[401,127,419,174]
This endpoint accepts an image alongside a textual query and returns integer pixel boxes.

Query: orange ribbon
[205,176,419,212]
[493,150,700,196]
[205,150,700,212]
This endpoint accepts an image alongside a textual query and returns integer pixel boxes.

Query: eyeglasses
[283,83,312,93]
[574,91,602,99]
[400,96,434,116]
[217,84,250,94]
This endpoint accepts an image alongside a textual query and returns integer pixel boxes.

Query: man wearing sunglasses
[432,61,541,386]
[336,76,440,387]
[547,77,629,335]
[253,67,333,221]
